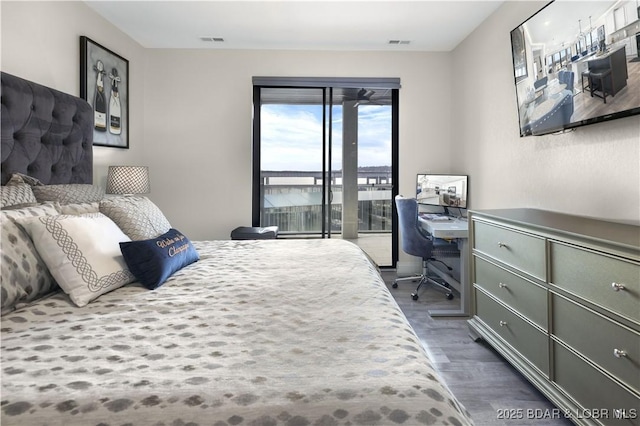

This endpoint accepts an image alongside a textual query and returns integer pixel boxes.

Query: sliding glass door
[252,78,399,267]
[257,87,327,234]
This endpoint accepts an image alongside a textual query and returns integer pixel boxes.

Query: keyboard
[420,213,452,221]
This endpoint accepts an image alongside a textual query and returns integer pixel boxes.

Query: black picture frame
[80,36,129,149]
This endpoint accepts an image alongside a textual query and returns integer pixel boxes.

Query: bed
[0,72,473,425]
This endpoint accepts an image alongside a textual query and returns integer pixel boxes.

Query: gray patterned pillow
[0,183,37,208]
[99,196,171,240]
[1,204,60,315]
[32,184,105,205]
[54,201,100,215]
[6,172,44,187]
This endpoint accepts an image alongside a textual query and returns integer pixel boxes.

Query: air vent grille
[200,37,225,42]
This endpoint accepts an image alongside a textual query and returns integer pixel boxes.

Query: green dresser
[468,208,639,426]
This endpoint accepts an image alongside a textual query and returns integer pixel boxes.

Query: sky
[261,103,391,171]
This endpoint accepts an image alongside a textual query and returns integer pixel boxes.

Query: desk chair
[393,195,455,301]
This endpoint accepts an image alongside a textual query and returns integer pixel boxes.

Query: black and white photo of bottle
[93,60,107,132]
[109,68,121,135]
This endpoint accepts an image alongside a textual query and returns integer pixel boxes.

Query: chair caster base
[446,293,454,300]
[411,293,419,301]
[392,282,398,288]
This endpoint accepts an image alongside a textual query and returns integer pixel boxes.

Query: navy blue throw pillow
[120,228,199,289]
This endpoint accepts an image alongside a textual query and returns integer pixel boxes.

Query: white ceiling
[524,1,620,53]
[85,1,505,52]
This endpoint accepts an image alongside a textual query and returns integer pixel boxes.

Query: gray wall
[142,49,453,240]
[1,1,148,187]
[2,1,638,247]
[452,2,640,224]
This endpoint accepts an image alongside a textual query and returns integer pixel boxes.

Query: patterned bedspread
[1,239,472,425]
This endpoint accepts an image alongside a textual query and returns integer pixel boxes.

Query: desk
[418,216,470,317]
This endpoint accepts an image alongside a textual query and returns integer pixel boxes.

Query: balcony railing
[262,184,392,234]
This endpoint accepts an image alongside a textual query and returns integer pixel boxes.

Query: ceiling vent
[200,37,225,43]
[388,40,410,45]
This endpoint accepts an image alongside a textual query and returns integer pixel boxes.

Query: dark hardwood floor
[381,270,574,426]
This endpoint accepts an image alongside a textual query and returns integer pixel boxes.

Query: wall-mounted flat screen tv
[511,0,640,136]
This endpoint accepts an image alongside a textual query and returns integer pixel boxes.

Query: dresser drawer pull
[611,282,626,292]
[497,242,508,248]
[613,349,627,358]
[498,282,508,289]
[499,321,508,327]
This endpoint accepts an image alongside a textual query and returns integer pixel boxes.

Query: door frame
[251,79,400,268]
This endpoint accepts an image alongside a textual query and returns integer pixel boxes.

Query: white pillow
[16,213,135,307]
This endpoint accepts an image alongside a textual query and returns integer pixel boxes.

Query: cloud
[261,104,391,171]
[261,105,323,170]
[358,105,392,167]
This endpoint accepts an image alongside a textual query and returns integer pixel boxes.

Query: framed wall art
[80,36,129,149]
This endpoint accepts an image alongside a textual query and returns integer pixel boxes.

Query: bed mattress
[1,239,472,425]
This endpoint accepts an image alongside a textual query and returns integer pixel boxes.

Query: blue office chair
[393,195,456,301]
[558,70,575,93]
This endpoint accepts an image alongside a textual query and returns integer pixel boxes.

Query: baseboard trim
[396,261,421,277]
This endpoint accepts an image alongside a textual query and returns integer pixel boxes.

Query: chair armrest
[416,225,434,241]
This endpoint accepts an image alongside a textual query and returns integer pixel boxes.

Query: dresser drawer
[553,342,640,426]
[475,289,549,375]
[474,256,548,329]
[550,242,640,323]
[473,220,546,281]
[552,293,640,394]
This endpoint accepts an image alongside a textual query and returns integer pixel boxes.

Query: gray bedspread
[1,239,472,425]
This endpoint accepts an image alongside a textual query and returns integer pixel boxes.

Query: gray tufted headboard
[1,72,93,185]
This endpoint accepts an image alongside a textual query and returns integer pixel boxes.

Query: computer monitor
[416,174,468,215]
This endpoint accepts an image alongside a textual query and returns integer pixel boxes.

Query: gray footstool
[230,226,278,240]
